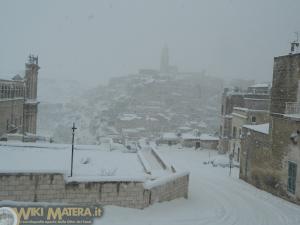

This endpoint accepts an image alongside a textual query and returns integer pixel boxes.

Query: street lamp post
[70,122,77,177]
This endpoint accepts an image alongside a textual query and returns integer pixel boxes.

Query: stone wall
[240,118,300,205]
[200,140,218,150]
[221,93,244,116]
[24,103,38,134]
[238,53,300,206]
[270,54,300,115]
[0,173,189,209]
[270,116,300,202]
[230,108,269,159]
[0,99,24,137]
[240,127,271,182]
[244,98,270,111]
[219,116,232,153]
[148,174,189,204]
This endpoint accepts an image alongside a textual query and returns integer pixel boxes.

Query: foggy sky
[0,0,300,86]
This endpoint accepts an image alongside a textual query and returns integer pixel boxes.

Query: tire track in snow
[162,149,300,225]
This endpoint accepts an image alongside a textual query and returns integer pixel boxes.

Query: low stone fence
[0,172,189,209]
[145,172,189,204]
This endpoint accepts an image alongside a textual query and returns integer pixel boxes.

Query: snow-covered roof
[181,133,200,140]
[233,107,249,112]
[161,132,179,140]
[178,126,192,130]
[249,83,270,88]
[232,112,248,119]
[284,114,300,121]
[233,107,269,113]
[25,99,39,104]
[243,123,269,134]
[244,98,269,101]
[119,113,142,121]
[199,134,219,141]
[0,142,146,181]
[198,121,207,128]
[122,127,145,133]
[146,116,158,121]
[181,133,218,141]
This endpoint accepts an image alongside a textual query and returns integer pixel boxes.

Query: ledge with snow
[0,142,189,209]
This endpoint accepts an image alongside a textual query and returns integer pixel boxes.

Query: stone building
[0,55,39,140]
[239,123,272,199]
[219,89,244,153]
[157,132,181,146]
[219,85,270,154]
[240,53,300,205]
[230,107,269,161]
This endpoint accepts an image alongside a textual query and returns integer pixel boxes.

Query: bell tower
[25,55,39,100]
[160,45,170,73]
[23,55,40,134]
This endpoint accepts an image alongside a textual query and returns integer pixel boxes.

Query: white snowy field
[0,142,146,181]
[1,144,300,224]
[97,147,300,225]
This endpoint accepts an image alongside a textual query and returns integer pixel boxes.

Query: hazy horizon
[1,0,300,87]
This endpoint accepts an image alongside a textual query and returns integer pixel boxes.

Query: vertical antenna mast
[290,32,299,54]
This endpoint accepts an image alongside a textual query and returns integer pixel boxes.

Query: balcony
[285,102,300,114]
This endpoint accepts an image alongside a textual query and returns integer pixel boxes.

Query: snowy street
[99,148,300,225]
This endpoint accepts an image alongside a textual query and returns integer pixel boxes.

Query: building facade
[269,53,300,203]
[219,89,244,153]
[0,55,39,140]
[230,107,269,161]
[219,85,270,154]
[240,53,300,205]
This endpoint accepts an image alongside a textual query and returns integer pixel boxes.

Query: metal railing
[285,102,300,114]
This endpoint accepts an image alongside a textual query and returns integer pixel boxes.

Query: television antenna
[290,32,299,54]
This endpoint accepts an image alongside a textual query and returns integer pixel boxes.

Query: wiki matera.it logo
[0,207,18,225]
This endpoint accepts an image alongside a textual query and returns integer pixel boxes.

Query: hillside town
[1,1,300,225]
[1,45,300,224]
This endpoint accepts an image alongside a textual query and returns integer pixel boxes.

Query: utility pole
[70,123,77,177]
[229,153,233,176]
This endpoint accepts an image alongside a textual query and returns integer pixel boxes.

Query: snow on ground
[97,147,300,225]
[1,144,300,225]
[0,142,146,181]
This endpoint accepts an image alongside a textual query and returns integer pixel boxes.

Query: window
[288,161,297,194]
[233,127,237,138]
[251,116,256,123]
[220,126,223,137]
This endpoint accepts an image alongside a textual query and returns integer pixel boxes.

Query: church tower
[160,45,169,73]
[23,55,39,134]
